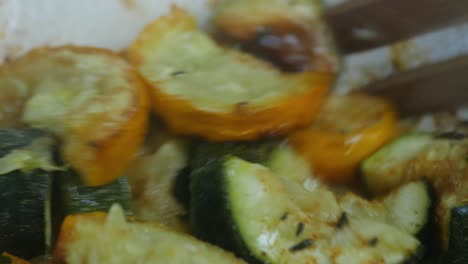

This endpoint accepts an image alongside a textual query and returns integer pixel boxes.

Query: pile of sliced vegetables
[0,1,466,264]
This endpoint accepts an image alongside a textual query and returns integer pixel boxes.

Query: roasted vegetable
[189,140,278,169]
[362,132,467,253]
[266,144,340,216]
[361,133,434,195]
[446,205,468,264]
[190,155,422,263]
[0,129,59,259]
[213,0,338,73]
[269,144,434,239]
[1,46,150,186]
[54,205,245,264]
[127,139,189,232]
[291,94,398,183]
[0,170,52,259]
[380,181,434,238]
[362,132,467,195]
[57,171,133,216]
[128,8,332,141]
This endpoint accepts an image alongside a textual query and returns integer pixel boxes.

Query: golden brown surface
[0,46,150,186]
[128,8,332,141]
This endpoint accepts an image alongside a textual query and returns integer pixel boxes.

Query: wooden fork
[325,0,468,116]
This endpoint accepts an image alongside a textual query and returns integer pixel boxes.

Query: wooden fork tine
[358,54,468,116]
[325,0,468,53]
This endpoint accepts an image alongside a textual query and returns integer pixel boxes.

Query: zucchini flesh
[446,205,468,264]
[55,205,244,264]
[127,140,189,231]
[268,145,434,238]
[191,156,422,264]
[266,144,341,218]
[361,133,433,195]
[381,181,434,237]
[361,132,467,249]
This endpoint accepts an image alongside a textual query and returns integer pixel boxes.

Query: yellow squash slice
[0,47,150,186]
[291,94,398,183]
[128,8,332,141]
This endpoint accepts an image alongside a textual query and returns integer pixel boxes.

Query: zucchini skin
[446,205,468,264]
[191,155,423,264]
[187,140,278,234]
[52,170,133,248]
[172,166,191,210]
[0,129,46,158]
[0,169,50,259]
[189,141,278,169]
[57,170,133,216]
[415,181,439,253]
[190,157,251,261]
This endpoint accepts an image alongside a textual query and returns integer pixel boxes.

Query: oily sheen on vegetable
[128,8,332,141]
[0,47,150,186]
[190,151,425,264]
[362,132,468,257]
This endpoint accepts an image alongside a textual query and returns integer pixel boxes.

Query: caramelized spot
[216,21,336,73]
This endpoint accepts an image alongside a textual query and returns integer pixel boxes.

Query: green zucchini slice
[446,205,468,264]
[268,145,434,238]
[361,131,467,251]
[361,132,467,196]
[53,169,133,250]
[361,133,434,195]
[190,156,422,264]
[0,169,51,259]
[189,140,278,169]
[0,129,58,259]
[381,181,434,237]
[266,144,341,218]
[57,171,133,216]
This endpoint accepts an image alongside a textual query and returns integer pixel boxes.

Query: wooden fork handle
[326,0,468,53]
